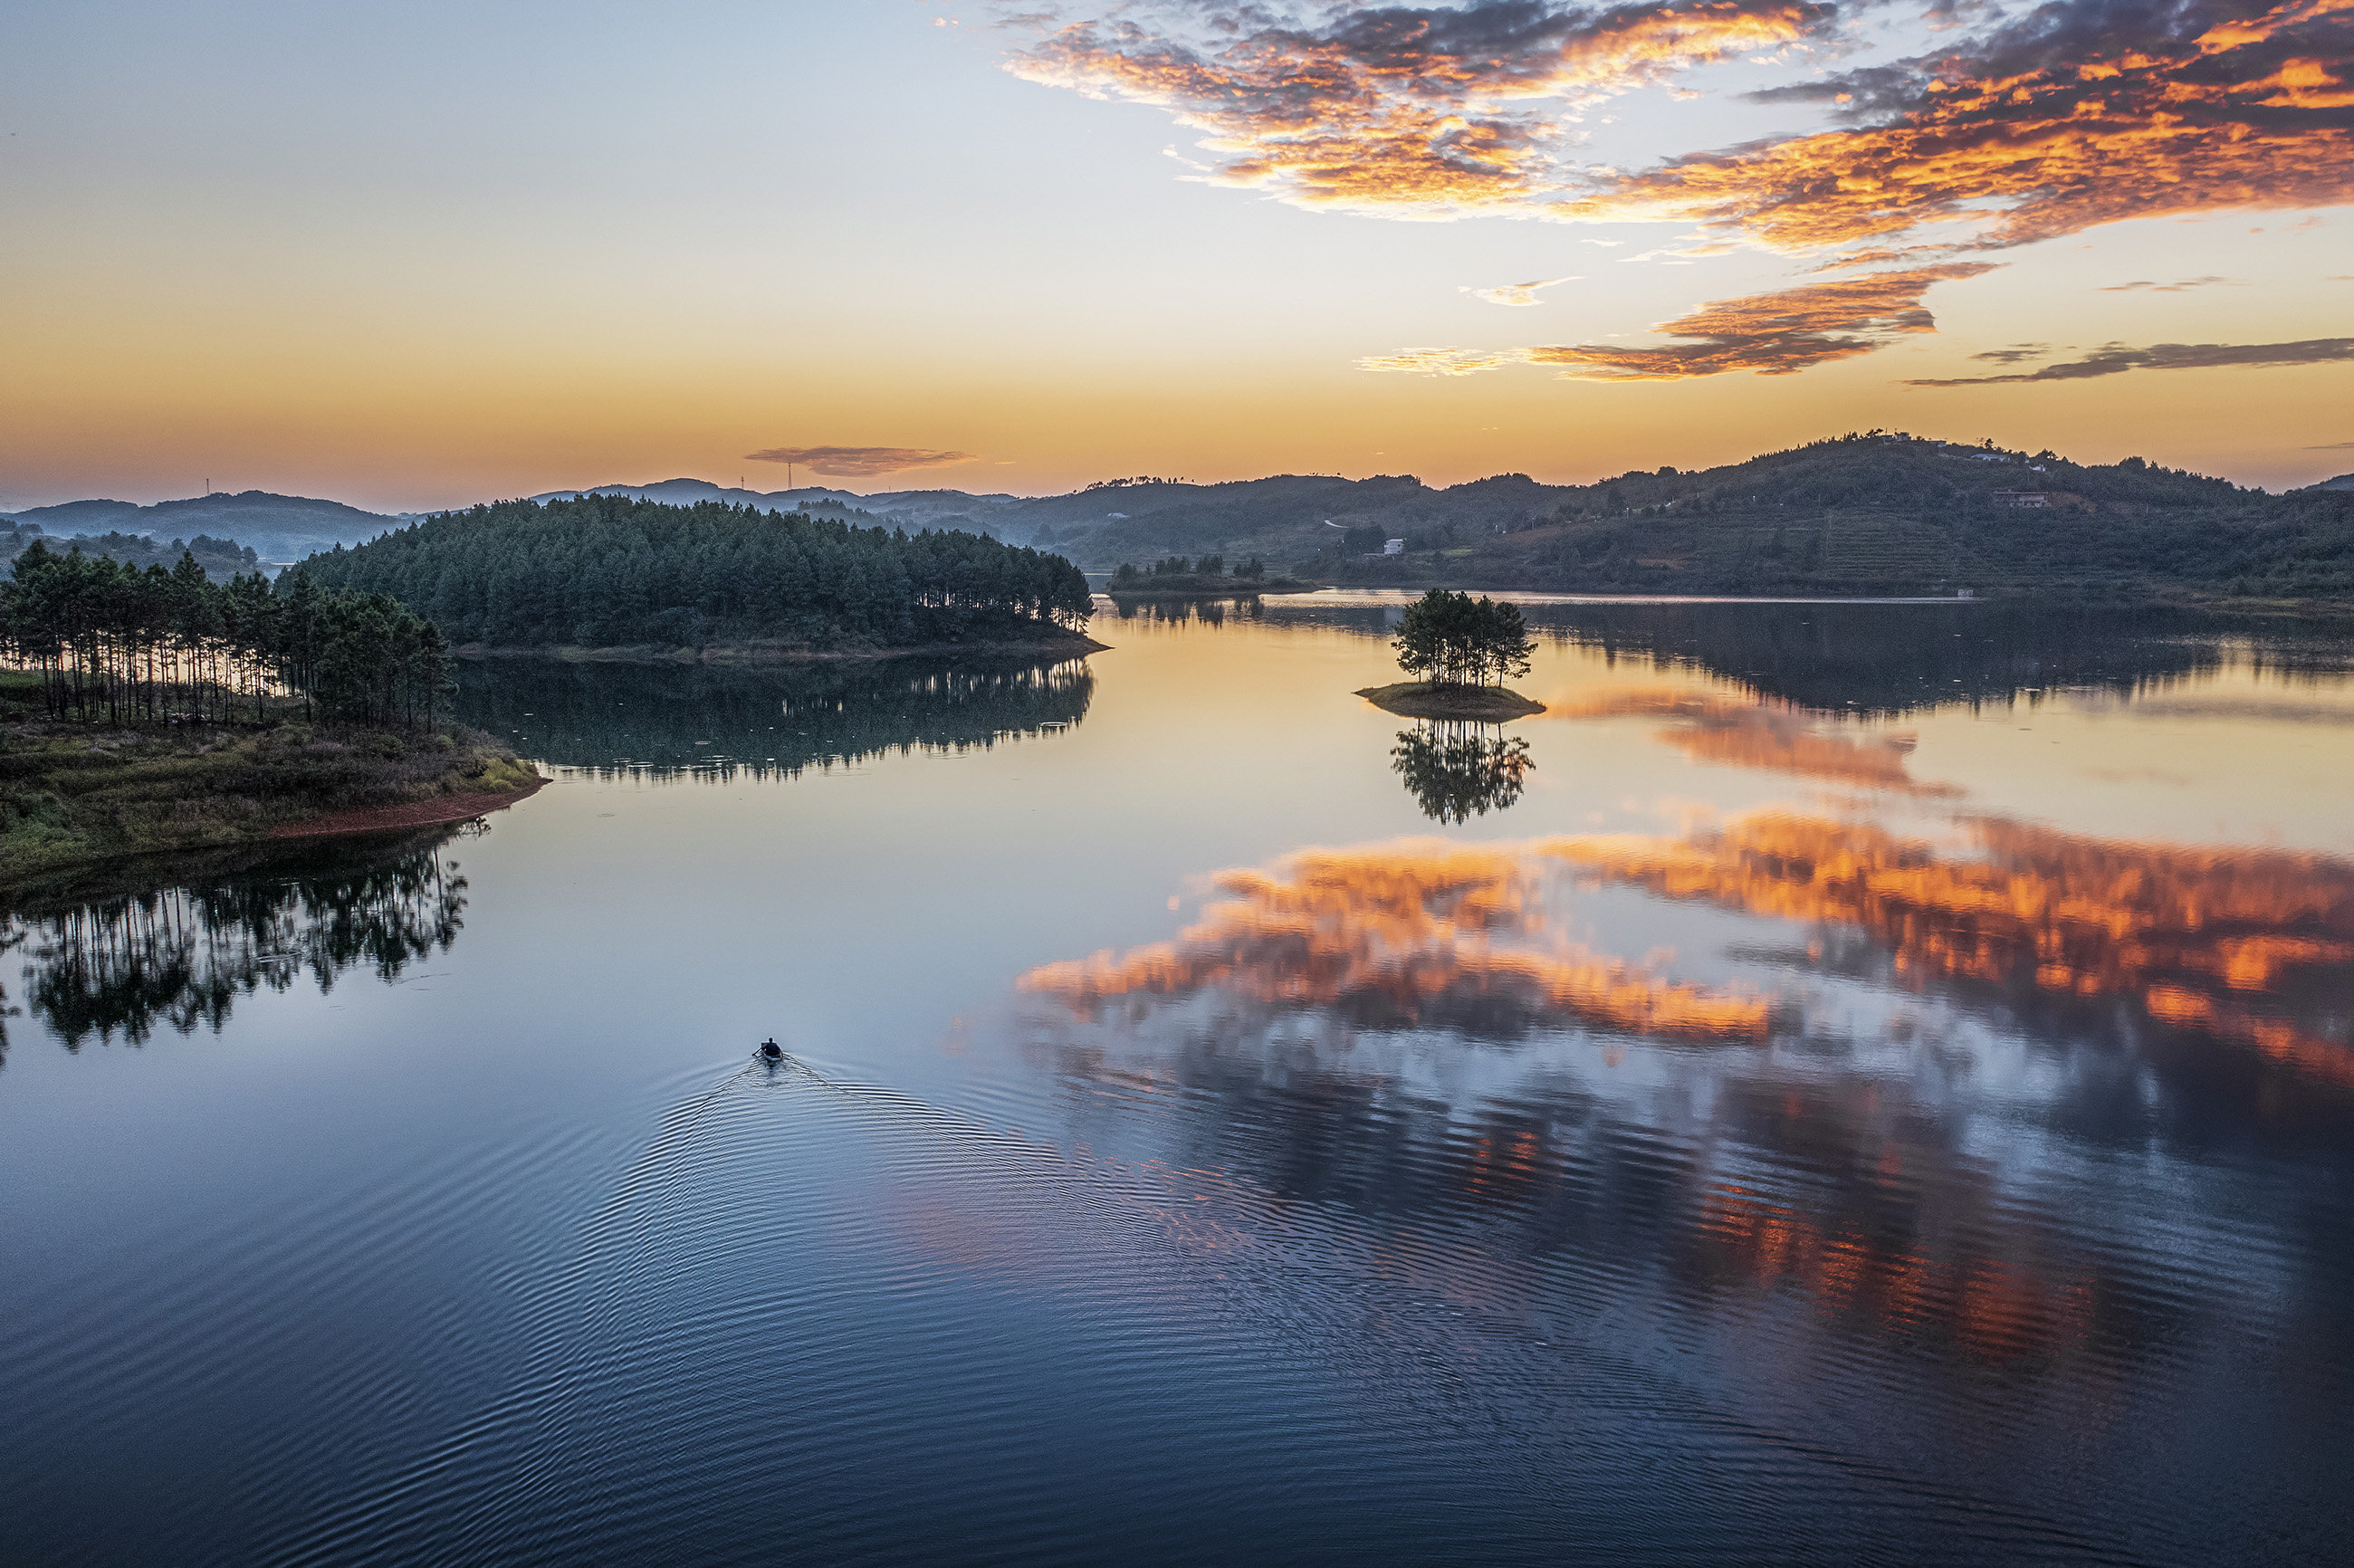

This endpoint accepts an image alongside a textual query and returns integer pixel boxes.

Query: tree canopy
[1392,589,1536,687]
[1,540,452,729]
[292,495,1094,650]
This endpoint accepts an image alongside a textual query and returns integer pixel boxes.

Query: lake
[5,598,2352,1565]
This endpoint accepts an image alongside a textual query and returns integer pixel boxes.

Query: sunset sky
[5,0,2350,511]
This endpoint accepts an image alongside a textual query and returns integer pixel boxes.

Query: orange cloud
[1363,264,1996,380]
[1013,2,2354,254]
[1009,2,1832,214]
[1565,5,2354,250]
[1020,811,2354,1085]
[1540,685,1960,793]
[1019,841,1772,1041]
[1543,812,2354,1085]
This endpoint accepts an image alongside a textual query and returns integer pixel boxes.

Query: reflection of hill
[455,656,1093,779]
[1,827,470,1056]
[1262,599,2350,717]
[1526,602,2270,716]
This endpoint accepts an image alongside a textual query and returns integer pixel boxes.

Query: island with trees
[294,495,1100,658]
[1105,555,1316,598]
[1356,588,1545,720]
[1,541,539,884]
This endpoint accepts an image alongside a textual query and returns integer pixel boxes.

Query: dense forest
[294,496,1095,650]
[0,540,453,728]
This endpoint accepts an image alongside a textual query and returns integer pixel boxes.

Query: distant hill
[786,435,2343,604]
[5,490,402,568]
[2308,473,2354,493]
[544,438,2354,602]
[530,479,1026,537]
[2,515,261,579]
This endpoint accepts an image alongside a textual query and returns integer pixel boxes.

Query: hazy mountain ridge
[18,435,2354,601]
[4,489,403,568]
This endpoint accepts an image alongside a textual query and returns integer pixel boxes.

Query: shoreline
[1355,682,1547,721]
[268,774,549,841]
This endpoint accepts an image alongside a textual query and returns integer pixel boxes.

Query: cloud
[1970,343,2051,364]
[1005,1,1836,215]
[744,445,978,477]
[1561,3,2354,251]
[2099,276,2244,292]
[1538,685,1960,794]
[1019,840,1771,1041]
[1364,263,1996,380]
[1464,275,1581,306]
[1019,810,2354,1083]
[2305,438,2354,448]
[1909,337,2354,385]
[1005,1,2354,253]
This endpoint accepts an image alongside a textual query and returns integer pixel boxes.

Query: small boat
[758,1037,784,1061]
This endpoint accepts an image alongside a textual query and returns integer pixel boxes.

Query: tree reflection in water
[455,655,1093,781]
[0,826,472,1057]
[1390,720,1533,823]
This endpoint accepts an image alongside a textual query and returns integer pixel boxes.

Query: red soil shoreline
[268,775,550,841]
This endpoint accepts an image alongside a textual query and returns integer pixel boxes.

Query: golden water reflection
[1023,809,2354,1084]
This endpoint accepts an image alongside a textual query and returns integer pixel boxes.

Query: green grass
[1354,682,1546,721]
[1,678,536,883]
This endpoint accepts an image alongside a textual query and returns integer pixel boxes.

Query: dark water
[5,599,2352,1565]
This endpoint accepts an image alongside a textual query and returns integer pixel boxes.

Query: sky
[3,0,2350,512]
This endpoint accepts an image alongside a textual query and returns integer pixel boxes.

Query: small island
[1354,588,1543,719]
[2,543,540,883]
[1356,681,1545,720]
[1106,554,1316,598]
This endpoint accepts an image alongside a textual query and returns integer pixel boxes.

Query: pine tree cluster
[294,496,1095,649]
[2,540,453,728]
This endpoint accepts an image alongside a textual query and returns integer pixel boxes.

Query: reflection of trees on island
[455,656,1093,780]
[1,827,470,1056]
[1389,721,1532,823]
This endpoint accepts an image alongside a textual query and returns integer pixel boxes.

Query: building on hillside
[1383,538,1405,555]
[1991,491,2050,508]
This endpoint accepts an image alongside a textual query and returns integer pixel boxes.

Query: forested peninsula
[293,495,1099,657]
[0,542,537,884]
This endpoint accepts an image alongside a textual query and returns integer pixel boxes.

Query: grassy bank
[1355,682,1546,721]
[1,672,540,884]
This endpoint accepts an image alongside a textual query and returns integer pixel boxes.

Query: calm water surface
[5,600,2352,1565]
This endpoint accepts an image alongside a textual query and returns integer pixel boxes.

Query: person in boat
[759,1038,784,1060]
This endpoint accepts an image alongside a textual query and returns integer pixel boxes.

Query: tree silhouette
[1393,589,1535,687]
[1390,720,1533,822]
